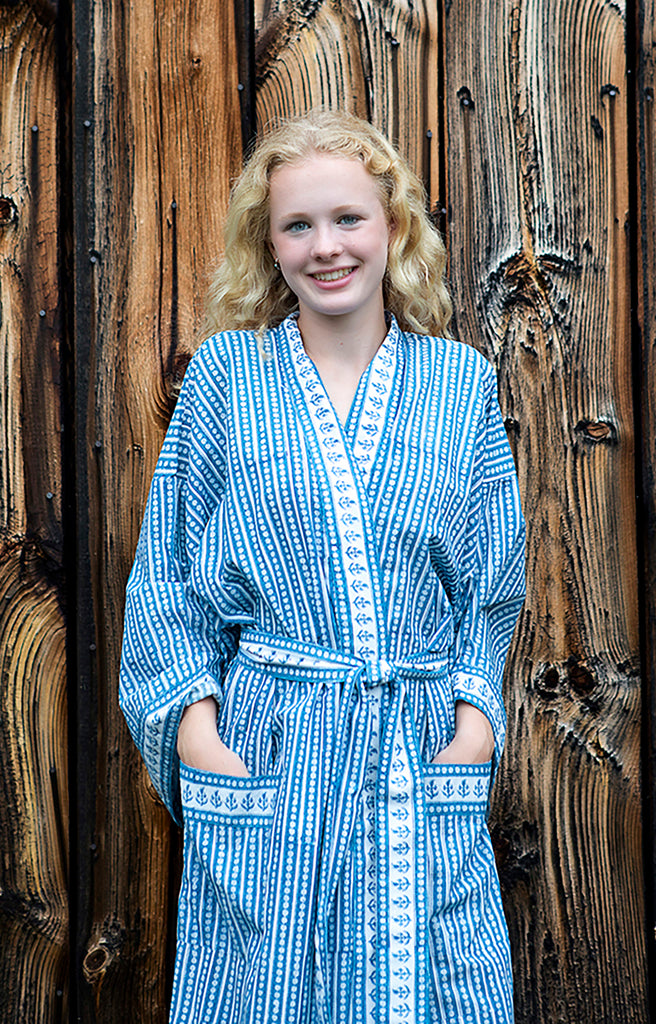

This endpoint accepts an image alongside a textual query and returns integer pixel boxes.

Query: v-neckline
[276,314,400,659]
[282,313,400,488]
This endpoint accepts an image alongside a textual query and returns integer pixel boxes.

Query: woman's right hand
[177,696,249,777]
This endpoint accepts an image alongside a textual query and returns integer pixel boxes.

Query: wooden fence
[1,0,654,1021]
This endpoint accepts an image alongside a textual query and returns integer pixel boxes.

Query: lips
[311,267,355,282]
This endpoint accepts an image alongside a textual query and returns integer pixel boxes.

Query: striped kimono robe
[119,314,526,1024]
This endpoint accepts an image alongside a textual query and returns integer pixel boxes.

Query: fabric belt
[239,628,448,683]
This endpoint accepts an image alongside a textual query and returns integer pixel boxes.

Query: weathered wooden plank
[0,4,68,1021]
[73,1,243,1018]
[445,1,646,1021]
[255,0,440,203]
[233,0,257,149]
[635,0,656,983]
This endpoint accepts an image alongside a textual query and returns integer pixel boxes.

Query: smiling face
[268,154,391,332]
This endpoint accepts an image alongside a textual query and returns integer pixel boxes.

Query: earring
[273,257,280,270]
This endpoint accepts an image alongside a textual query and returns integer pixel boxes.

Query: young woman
[120,109,526,1024]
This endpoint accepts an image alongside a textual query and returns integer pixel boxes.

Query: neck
[297,301,387,374]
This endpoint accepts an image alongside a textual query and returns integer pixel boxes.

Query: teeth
[313,268,353,281]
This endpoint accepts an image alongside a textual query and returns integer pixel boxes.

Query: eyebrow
[276,203,370,221]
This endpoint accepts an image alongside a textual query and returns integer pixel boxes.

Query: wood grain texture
[0,1,650,1020]
[444,1,646,1020]
[76,1,242,1018]
[255,0,440,202]
[635,0,656,978]
[0,4,68,1021]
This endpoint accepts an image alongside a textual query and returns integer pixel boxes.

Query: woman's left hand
[177,696,249,777]
[432,701,494,765]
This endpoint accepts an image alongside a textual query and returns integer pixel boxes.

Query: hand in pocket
[432,700,494,765]
[177,696,249,777]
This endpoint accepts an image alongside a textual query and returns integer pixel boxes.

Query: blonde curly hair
[202,109,452,338]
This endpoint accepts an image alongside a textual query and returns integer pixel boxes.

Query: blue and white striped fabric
[119,314,526,1024]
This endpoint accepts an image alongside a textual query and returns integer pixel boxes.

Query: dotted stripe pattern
[119,315,526,1024]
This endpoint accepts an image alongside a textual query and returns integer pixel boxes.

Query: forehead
[268,154,383,211]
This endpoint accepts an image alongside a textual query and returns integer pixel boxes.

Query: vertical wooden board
[0,4,68,1022]
[77,1,242,1018]
[255,0,440,202]
[635,0,656,980]
[444,1,646,1021]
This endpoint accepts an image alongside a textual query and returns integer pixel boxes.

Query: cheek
[368,235,391,271]
[361,222,391,260]
[274,239,301,270]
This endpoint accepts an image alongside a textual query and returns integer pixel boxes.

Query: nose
[310,224,343,261]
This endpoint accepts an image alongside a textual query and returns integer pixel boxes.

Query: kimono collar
[274,313,400,660]
[279,312,401,486]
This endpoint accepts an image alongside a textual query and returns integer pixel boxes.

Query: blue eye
[338,214,360,226]
[287,221,310,233]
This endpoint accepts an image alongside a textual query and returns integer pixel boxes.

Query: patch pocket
[423,761,492,918]
[423,762,512,1019]
[180,761,280,958]
[422,760,491,814]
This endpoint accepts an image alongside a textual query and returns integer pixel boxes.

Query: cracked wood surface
[75,1,242,1018]
[255,0,441,202]
[444,1,647,1020]
[636,0,656,982]
[0,4,68,1020]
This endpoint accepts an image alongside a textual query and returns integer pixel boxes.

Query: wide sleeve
[119,348,238,823]
[449,367,526,770]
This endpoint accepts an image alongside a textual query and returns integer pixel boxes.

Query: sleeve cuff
[451,669,507,774]
[141,674,223,824]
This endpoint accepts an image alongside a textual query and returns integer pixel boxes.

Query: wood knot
[535,664,561,699]
[0,196,17,227]
[567,658,596,695]
[83,945,111,981]
[457,86,475,110]
[533,659,598,700]
[82,919,126,984]
[574,418,617,445]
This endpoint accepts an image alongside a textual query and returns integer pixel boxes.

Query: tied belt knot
[362,656,394,685]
